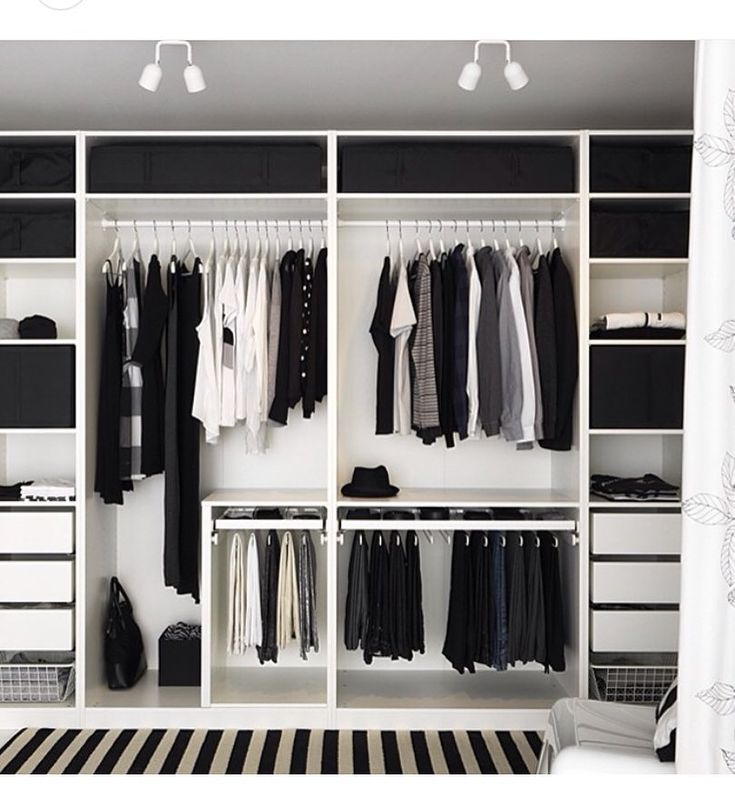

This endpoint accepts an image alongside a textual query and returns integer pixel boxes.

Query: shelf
[211,666,327,707]
[0,193,77,200]
[0,501,76,508]
[589,429,683,436]
[589,258,688,280]
[0,428,76,435]
[0,339,76,346]
[589,193,691,200]
[203,489,327,507]
[86,671,200,710]
[588,339,685,346]
[337,669,568,710]
[337,487,579,509]
[589,500,681,510]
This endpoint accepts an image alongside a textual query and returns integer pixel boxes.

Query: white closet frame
[0,128,689,731]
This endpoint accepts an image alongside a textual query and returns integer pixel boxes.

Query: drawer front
[591,561,680,604]
[590,609,679,652]
[591,513,681,555]
[0,561,73,603]
[0,512,74,554]
[0,608,74,651]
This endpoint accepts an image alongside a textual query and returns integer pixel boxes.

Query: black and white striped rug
[0,728,542,774]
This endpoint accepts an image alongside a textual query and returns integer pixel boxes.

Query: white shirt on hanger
[226,531,246,656]
[244,532,263,648]
[465,243,482,438]
[390,257,417,435]
[192,252,221,444]
[219,250,239,428]
[234,247,249,423]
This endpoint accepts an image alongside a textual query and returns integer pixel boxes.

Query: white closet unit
[0,128,688,731]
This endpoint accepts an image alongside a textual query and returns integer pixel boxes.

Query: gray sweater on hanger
[475,247,502,437]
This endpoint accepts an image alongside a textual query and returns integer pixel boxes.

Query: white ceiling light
[139,40,207,94]
[458,40,529,92]
[38,0,85,8]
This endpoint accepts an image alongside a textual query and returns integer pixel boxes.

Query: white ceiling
[0,40,694,131]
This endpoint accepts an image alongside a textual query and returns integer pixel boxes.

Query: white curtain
[678,40,735,774]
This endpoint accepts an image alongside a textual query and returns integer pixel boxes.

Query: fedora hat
[341,465,399,498]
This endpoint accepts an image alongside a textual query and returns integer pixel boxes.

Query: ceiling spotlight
[139,40,207,94]
[38,0,85,8]
[458,40,529,92]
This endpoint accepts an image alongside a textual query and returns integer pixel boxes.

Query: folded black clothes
[0,481,32,501]
[591,473,680,501]
[590,327,685,340]
[161,622,201,641]
[18,314,57,339]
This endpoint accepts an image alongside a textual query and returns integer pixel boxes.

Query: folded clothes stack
[590,311,686,340]
[0,481,32,501]
[20,478,76,502]
[590,473,680,502]
[161,622,201,641]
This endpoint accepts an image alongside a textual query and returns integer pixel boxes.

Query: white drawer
[591,513,681,555]
[0,608,74,651]
[591,561,680,604]
[0,512,74,554]
[590,609,679,653]
[0,561,74,603]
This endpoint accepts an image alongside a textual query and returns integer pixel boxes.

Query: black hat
[345,508,381,520]
[341,466,399,498]
[419,507,450,520]
[254,508,283,520]
[383,510,415,521]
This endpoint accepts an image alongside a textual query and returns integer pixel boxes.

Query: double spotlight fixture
[458,40,529,92]
[138,40,207,94]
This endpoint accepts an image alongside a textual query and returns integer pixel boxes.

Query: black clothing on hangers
[94,273,125,505]
[539,531,566,672]
[287,250,305,410]
[429,257,444,437]
[312,247,328,405]
[131,254,167,477]
[533,254,558,441]
[258,529,281,664]
[300,254,315,418]
[364,530,390,664]
[405,529,425,655]
[269,251,296,425]
[442,530,475,674]
[439,252,456,447]
[472,531,493,667]
[521,531,547,666]
[387,530,412,661]
[451,244,469,440]
[505,531,527,666]
[370,257,397,435]
[344,530,369,651]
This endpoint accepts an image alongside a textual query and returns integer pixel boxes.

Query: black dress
[300,254,315,418]
[94,272,125,505]
[258,529,281,664]
[163,260,202,602]
[131,254,167,476]
[269,251,296,425]
[370,257,396,435]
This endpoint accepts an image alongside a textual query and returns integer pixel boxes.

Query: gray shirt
[475,247,502,437]
[518,246,544,439]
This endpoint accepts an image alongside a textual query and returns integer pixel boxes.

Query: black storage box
[0,204,75,258]
[88,143,324,193]
[158,632,201,687]
[0,346,75,428]
[590,142,691,192]
[339,142,575,192]
[590,208,689,258]
[590,346,684,429]
[0,145,75,193]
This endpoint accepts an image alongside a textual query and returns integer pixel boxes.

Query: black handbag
[104,577,147,690]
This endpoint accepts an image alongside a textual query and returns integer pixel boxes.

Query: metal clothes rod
[337,218,566,230]
[100,219,323,229]
[339,519,577,531]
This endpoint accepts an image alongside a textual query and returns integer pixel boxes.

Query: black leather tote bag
[104,577,147,690]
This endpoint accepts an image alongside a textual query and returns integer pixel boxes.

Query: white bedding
[541,698,675,774]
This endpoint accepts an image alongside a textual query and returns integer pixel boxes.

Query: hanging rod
[100,219,323,230]
[337,218,566,230]
[339,519,577,532]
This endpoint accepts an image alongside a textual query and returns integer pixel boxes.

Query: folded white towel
[592,311,686,331]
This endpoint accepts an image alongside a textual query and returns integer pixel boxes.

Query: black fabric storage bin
[339,143,575,192]
[88,143,323,193]
[0,206,75,258]
[590,143,691,192]
[0,346,75,428]
[0,145,75,192]
[590,209,689,258]
[158,634,201,687]
[590,346,684,429]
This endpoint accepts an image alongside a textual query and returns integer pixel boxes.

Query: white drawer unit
[591,561,680,604]
[591,512,681,556]
[590,609,679,653]
[0,512,74,555]
[0,561,74,603]
[0,607,74,651]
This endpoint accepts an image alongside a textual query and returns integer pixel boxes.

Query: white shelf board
[0,260,76,280]
[337,669,568,711]
[0,427,76,434]
[589,257,688,281]
[86,671,200,709]
[0,193,77,200]
[589,428,683,436]
[211,666,327,707]
[589,500,681,510]
[0,258,76,266]
[0,339,76,346]
[203,488,327,507]
[0,501,76,508]
[337,487,579,509]
[588,339,685,346]
[589,193,691,200]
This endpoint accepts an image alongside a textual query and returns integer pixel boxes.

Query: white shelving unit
[0,128,689,731]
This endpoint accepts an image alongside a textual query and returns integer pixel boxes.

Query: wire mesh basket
[0,655,75,703]
[589,658,677,704]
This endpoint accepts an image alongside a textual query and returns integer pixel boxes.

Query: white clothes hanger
[385,220,391,258]
[517,219,524,249]
[297,219,303,252]
[169,219,178,272]
[205,219,216,274]
[275,219,281,263]
[465,219,473,253]
[152,218,160,259]
[103,220,121,274]
[503,220,511,252]
[414,219,422,258]
[438,219,446,255]
[254,220,262,262]
[480,219,487,249]
[428,220,437,261]
[182,219,198,265]
[398,219,405,265]
[492,219,500,251]
[319,219,326,251]
[131,219,143,263]
[264,219,270,262]
[452,219,459,248]
[551,218,560,250]
[287,219,294,252]
[307,220,314,260]
[232,219,241,263]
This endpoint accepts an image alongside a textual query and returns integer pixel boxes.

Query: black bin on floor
[158,630,201,687]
